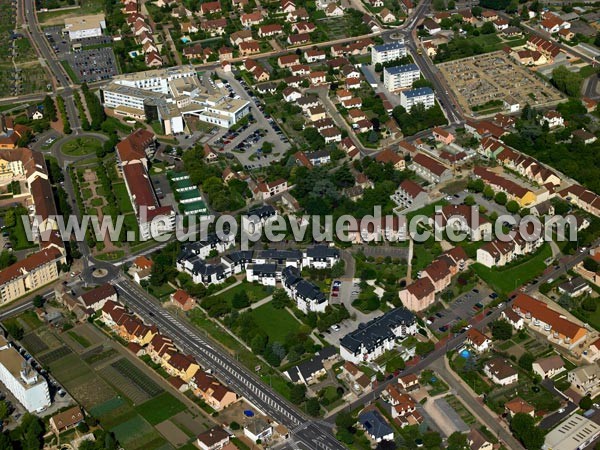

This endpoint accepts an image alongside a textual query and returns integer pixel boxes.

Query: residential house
[170,289,196,311]
[505,397,534,418]
[391,179,429,211]
[532,355,565,379]
[398,277,435,312]
[244,417,272,443]
[258,24,283,38]
[512,293,588,349]
[568,362,600,397]
[358,409,394,443]
[468,428,494,450]
[196,427,230,450]
[241,11,263,27]
[375,148,406,171]
[558,276,591,298]
[410,153,451,183]
[49,406,84,434]
[483,357,518,385]
[432,127,455,145]
[465,328,491,354]
[78,283,117,311]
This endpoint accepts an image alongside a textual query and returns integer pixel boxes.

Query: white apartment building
[0,338,50,412]
[371,41,407,64]
[101,66,250,134]
[400,87,435,110]
[340,308,417,364]
[64,14,106,40]
[384,64,421,92]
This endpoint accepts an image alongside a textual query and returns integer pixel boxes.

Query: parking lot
[44,26,118,83]
[66,47,118,83]
[218,72,291,170]
[428,285,496,333]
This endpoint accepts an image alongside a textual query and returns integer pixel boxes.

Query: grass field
[472,243,552,295]
[135,392,187,425]
[8,209,38,250]
[113,182,134,214]
[61,137,102,156]
[205,282,271,306]
[249,303,301,342]
[68,331,91,348]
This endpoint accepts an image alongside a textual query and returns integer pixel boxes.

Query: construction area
[438,51,565,115]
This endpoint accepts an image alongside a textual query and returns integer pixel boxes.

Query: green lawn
[8,208,37,250]
[472,243,552,295]
[249,303,301,342]
[61,137,102,156]
[113,182,134,213]
[206,282,272,307]
[135,392,186,425]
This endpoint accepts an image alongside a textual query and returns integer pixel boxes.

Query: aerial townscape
[4,0,600,448]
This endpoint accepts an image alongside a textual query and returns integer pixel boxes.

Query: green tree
[471,5,482,16]
[415,340,435,356]
[42,95,57,122]
[494,191,507,205]
[480,21,495,34]
[306,398,321,416]
[552,66,582,97]
[336,411,355,431]
[581,296,597,312]
[232,291,250,309]
[518,352,534,371]
[580,395,593,410]
[0,252,16,270]
[4,321,23,340]
[32,295,44,308]
[511,412,545,450]
[272,289,289,309]
[447,432,469,450]
[290,384,307,404]
[506,200,520,213]
[0,401,9,421]
[491,320,513,340]
[331,260,345,278]
[483,185,495,200]
[464,195,476,206]
[584,258,600,272]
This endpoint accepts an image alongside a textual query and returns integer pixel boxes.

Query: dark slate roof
[306,245,340,259]
[295,279,326,303]
[247,205,276,219]
[340,308,415,354]
[358,410,393,440]
[224,250,254,264]
[256,249,302,262]
[250,263,278,276]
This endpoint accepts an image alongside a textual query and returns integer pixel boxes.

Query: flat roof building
[400,87,435,110]
[101,66,250,134]
[0,338,50,412]
[384,64,421,92]
[371,41,407,64]
[64,14,106,40]
[543,414,600,450]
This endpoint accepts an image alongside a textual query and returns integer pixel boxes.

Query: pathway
[239,294,273,312]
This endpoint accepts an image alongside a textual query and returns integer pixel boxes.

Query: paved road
[114,277,344,450]
[23,0,81,133]
[429,357,525,449]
